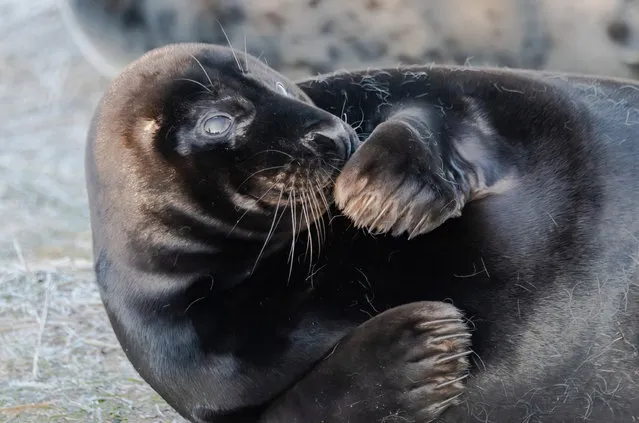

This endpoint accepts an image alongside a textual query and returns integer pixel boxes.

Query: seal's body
[297,67,639,421]
[86,43,639,422]
[85,43,470,423]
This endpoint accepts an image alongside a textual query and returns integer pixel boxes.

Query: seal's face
[128,45,359,237]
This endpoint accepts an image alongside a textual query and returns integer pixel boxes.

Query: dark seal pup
[296,67,639,421]
[85,43,472,423]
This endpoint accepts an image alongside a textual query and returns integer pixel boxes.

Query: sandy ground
[0,0,637,422]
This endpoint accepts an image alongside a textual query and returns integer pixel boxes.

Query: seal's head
[89,43,358,250]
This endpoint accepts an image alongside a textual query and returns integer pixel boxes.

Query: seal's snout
[308,121,360,160]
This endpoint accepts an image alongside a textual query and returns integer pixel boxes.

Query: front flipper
[335,104,516,238]
[260,301,471,423]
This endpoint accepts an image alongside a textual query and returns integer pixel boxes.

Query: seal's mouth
[230,118,359,246]
[229,125,357,264]
[250,157,340,208]
[237,160,336,256]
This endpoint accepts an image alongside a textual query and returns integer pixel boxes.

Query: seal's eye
[275,81,288,96]
[202,114,233,136]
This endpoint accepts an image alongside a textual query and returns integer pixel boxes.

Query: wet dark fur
[86,44,470,423]
[86,43,639,422]
[297,67,639,421]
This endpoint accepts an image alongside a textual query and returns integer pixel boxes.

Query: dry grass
[0,0,185,421]
[0,262,185,422]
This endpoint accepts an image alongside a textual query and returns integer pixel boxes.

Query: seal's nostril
[306,118,360,160]
[301,118,324,132]
[310,126,349,157]
[312,131,340,148]
[608,19,631,45]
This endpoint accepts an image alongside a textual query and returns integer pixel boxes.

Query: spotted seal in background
[63,0,639,82]
[61,0,552,79]
[59,0,281,77]
[85,43,471,422]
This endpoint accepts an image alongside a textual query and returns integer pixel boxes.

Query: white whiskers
[239,162,339,283]
[237,165,288,191]
[215,18,245,73]
[251,186,285,274]
[189,54,215,89]
[175,78,212,93]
